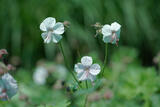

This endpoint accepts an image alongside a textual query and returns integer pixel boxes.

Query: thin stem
[101,44,108,77]
[59,41,82,88]
[84,80,88,107]
[85,80,88,89]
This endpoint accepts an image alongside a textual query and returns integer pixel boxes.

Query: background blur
[0,0,160,67]
[0,0,160,107]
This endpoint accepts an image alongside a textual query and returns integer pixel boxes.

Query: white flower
[102,22,121,44]
[33,66,48,85]
[74,56,101,81]
[40,17,65,43]
[0,73,18,100]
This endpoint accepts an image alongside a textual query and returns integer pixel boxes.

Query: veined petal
[111,22,121,32]
[40,17,56,31]
[53,22,65,34]
[44,32,52,44]
[77,71,89,81]
[103,35,112,43]
[81,56,93,67]
[74,63,84,73]
[41,32,47,40]
[89,64,101,75]
[102,24,112,36]
[52,34,62,43]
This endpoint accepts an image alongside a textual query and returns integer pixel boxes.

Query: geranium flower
[33,66,48,85]
[40,17,64,43]
[0,73,18,100]
[102,22,121,45]
[74,56,101,81]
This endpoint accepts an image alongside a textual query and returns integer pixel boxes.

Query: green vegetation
[0,0,160,106]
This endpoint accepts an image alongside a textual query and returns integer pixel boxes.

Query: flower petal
[103,35,112,43]
[88,75,96,82]
[74,63,84,73]
[89,64,101,75]
[102,24,112,36]
[1,73,18,98]
[41,32,47,40]
[43,32,52,44]
[33,66,48,85]
[77,71,89,81]
[111,22,121,32]
[52,34,62,43]
[116,29,121,39]
[40,17,56,31]
[81,56,93,66]
[53,22,65,35]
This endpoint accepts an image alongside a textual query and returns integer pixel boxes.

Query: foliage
[0,47,159,106]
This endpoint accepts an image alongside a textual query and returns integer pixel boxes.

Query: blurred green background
[0,0,160,67]
[0,0,160,107]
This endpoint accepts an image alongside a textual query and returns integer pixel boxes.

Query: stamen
[111,32,116,43]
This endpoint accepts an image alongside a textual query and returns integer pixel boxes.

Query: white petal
[88,75,96,82]
[44,32,52,44]
[74,63,84,73]
[116,29,121,39]
[41,32,47,40]
[89,64,101,75]
[53,22,65,34]
[40,17,56,31]
[103,35,112,43]
[81,56,93,66]
[111,22,121,32]
[102,24,112,36]
[52,34,62,43]
[33,67,48,85]
[1,73,18,98]
[77,71,89,81]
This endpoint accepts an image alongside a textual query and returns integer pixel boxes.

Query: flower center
[111,31,119,46]
[47,27,54,32]
[85,67,90,72]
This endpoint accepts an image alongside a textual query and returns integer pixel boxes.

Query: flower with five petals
[40,17,65,43]
[74,56,101,82]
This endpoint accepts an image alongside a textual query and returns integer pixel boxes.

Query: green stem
[59,41,82,88]
[84,80,88,107]
[85,80,88,89]
[101,44,108,77]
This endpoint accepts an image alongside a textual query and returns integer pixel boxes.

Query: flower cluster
[39,17,121,85]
